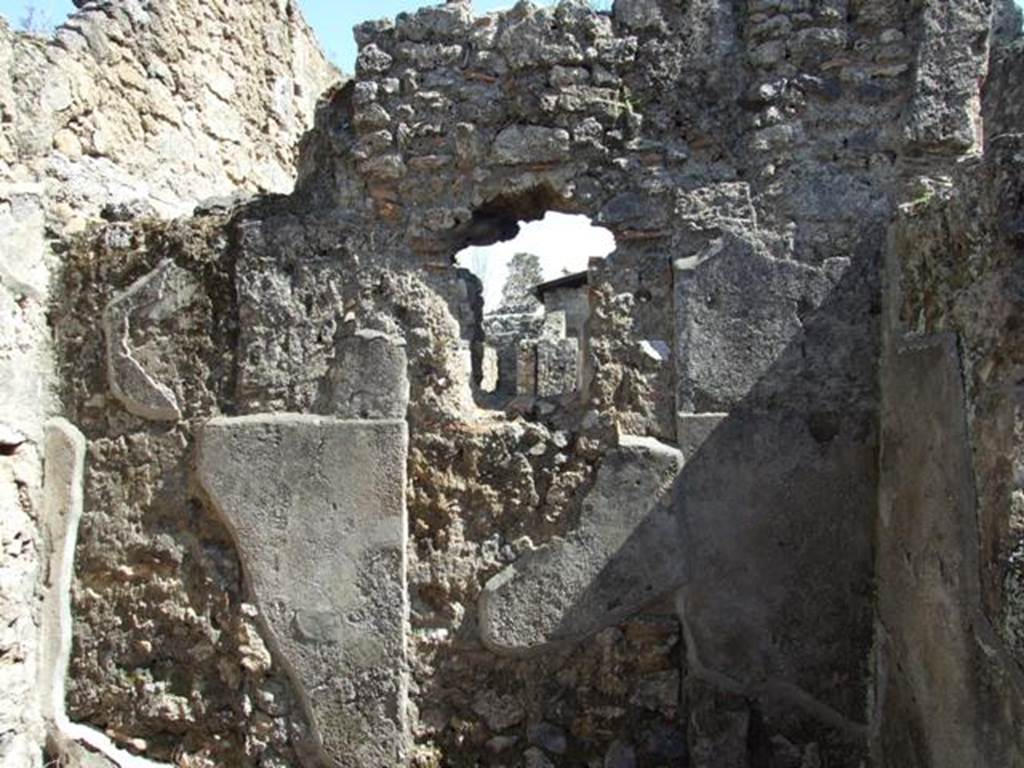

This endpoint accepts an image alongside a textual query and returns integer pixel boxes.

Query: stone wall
[53,0,900,763]
[5,0,1024,766]
[484,309,546,395]
[874,32,1024,765]
[1,2,337,214]
[0,1,337,764]
[540,282,589,339]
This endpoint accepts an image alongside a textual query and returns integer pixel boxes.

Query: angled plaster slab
[104,259,199,422]
[195,414,409,768]
[41,418,171,767]
[673,232,833,413]
[875,333,1024,765]
[479,435,685,653]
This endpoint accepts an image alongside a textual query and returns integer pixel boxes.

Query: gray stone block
[196,414,409,768]
[103,259,199,422]
[479,435,685,653]
[674,233,833,413]
[491,125,571,165]
[318,330,409,419]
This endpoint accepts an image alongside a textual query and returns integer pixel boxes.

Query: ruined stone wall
[1,2,338,212]
[0,1,337,764]
[483,310,546,395]
[12,0,1024,767]
[45,0,927,765]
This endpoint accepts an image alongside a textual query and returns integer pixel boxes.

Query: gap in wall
[454,212,615,406]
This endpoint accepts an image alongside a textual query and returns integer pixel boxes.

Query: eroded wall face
[27,1,1024,768]
[0,1,338,764]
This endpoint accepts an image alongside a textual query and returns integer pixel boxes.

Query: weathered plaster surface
[480,434,685,652]
[0,1,337,763]
[197,415,410,768]
[1,0,1023,765]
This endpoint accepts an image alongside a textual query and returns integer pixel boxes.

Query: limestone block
[479,435,684,653]
[673,233,833,413]
[491,125,571,165]
[318,330,409,419]
[196,415,409,768]
[103,259,200,422]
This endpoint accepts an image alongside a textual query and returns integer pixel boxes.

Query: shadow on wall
[483,254,880,757]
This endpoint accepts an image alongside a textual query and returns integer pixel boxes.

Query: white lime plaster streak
[40,418,172,768]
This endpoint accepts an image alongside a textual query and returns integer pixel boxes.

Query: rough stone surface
[484,310,545,395]
[1,4,337,216]
[877,94,1024,764]
[875,334,1024,768]
[480,435,684,652]
[492,125,571,166]
[535,336,579,397]
[674,413,726,460]
[1,2,338,761]
[3,0,1023,765]
[196,414,410,768]
[317,330,410,419]
[674,233,841,413]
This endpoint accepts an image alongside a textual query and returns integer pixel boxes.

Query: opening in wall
[454,211,615,406]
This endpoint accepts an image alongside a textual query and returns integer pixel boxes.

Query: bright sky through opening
[456,213,616,311]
